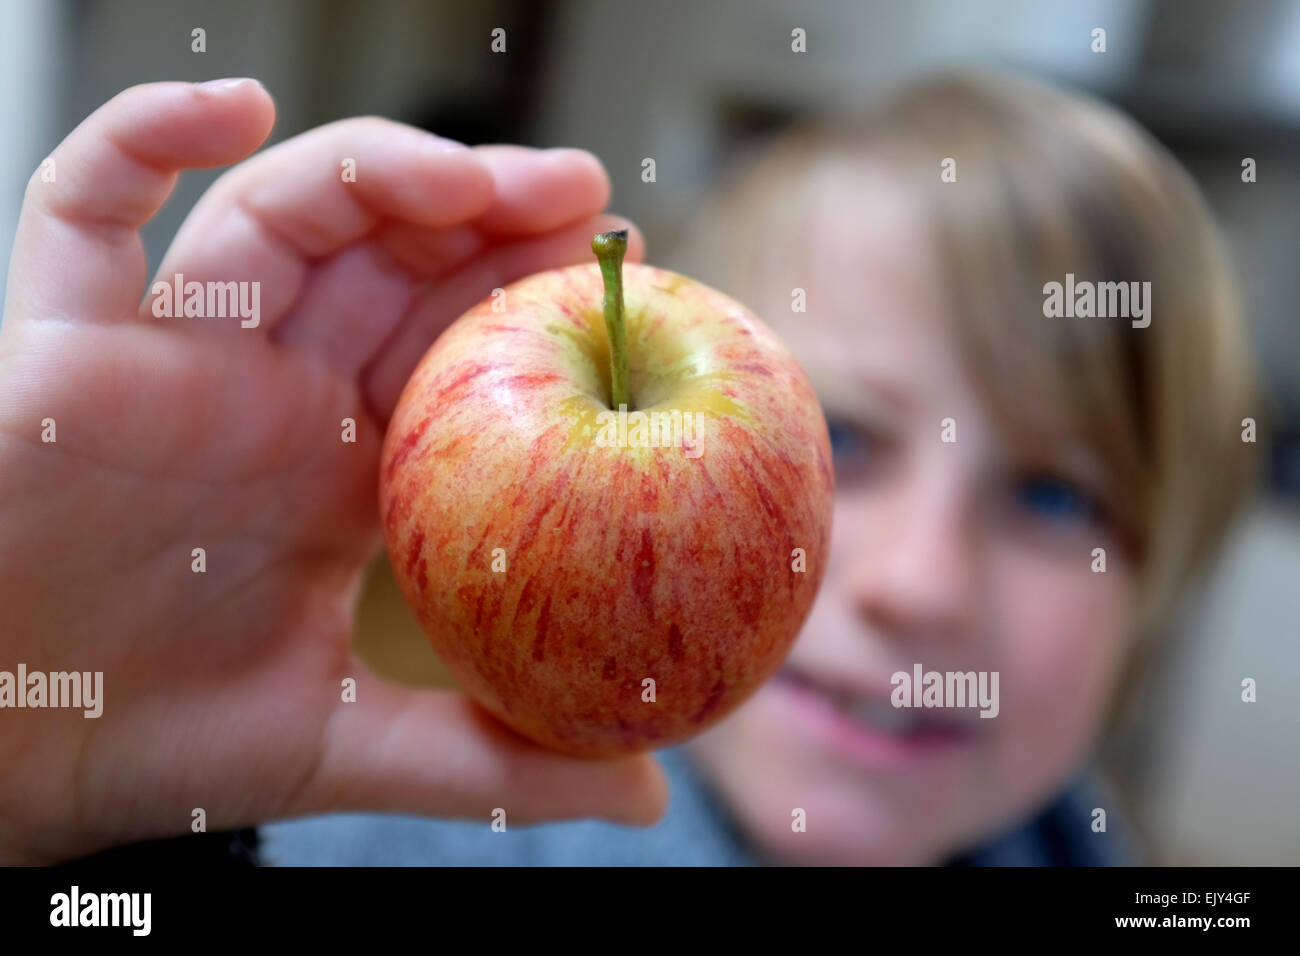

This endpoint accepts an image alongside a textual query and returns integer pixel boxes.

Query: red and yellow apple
[379,231,832,756]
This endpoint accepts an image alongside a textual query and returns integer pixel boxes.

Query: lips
[771,665,977,768]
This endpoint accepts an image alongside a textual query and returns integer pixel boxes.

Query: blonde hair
[668,69,1262,731]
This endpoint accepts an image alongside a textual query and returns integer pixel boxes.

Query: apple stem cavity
[592,229,631,411]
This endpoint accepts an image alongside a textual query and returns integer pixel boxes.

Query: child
[663,68,1261,865]
[265,69,1260,866]
[0,70,1258,866]
[261,69,1258,868]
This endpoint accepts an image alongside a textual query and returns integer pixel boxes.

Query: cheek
[988,546,1134,789]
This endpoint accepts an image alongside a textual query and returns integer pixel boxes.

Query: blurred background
[2,0,1297,864]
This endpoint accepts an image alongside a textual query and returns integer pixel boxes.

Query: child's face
[688,165,1138,865]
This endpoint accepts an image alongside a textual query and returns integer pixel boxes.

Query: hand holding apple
[381,230,833,756]
[0,78,674,862]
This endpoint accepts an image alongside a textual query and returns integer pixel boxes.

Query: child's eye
[1013,474,1098,524]
[825,415,877,483]
[826,418,858,456]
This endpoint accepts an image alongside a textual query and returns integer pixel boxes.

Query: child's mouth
[772,666,979,769]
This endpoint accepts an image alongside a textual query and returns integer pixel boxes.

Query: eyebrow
[850,367,914,413]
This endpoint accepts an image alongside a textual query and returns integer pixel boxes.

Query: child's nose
[841,472,982,646]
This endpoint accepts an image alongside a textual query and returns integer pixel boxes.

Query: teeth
[845,698,919,733]
[782,670,969,736]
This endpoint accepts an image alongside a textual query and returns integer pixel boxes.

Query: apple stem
[592,229,631,410]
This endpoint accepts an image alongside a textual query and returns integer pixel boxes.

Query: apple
[379,230,832,757]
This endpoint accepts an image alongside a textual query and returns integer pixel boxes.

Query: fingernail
[543,147,594,162]
[429,135,470,153]
[198,77,260,91]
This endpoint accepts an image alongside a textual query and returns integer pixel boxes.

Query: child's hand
[0,79,666,864]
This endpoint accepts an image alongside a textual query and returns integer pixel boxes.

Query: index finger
[146,117,497,328]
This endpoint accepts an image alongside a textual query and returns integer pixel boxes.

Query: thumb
[278,671,670,828]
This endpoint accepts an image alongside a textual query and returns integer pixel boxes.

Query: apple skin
[379,262,832,757]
